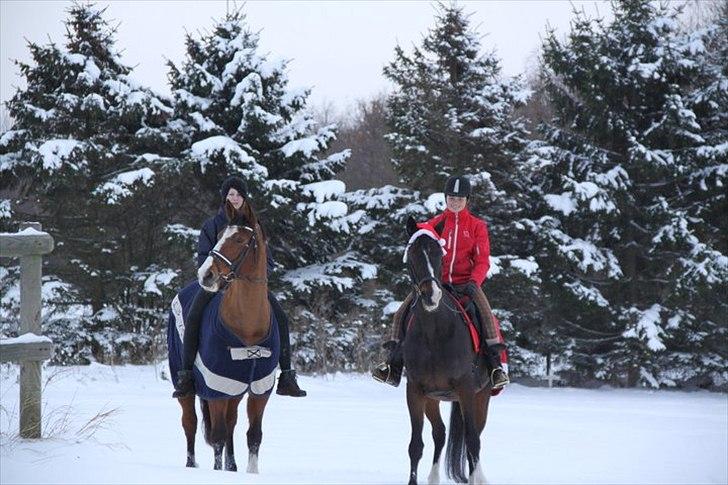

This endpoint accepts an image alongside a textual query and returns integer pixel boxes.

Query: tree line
[1,1,725,389]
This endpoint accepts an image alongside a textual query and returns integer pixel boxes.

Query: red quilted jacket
[427,208,491,286]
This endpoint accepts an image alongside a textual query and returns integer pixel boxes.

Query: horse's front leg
[424,398,445,484]
[178,395,198,468]
[225,397,242,472]
[459,390,486,485]
[246,394,270,474]
[406,381,426,485]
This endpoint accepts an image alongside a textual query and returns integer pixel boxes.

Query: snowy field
[1,364,726,485]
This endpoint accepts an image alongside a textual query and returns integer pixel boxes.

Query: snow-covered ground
[1,364,726,484]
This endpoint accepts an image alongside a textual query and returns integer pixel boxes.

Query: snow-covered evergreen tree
[362,3,544,373]
[0,2,178,362]
[530,0,727,387]
[163,10,375,370]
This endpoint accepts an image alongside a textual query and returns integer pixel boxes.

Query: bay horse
[170,199,272,473]
[401,216,493,485]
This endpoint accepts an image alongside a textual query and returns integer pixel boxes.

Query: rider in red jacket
[373,175,509,389]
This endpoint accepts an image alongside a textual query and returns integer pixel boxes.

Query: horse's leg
[424,398,445,484]
[458,390,486,485]
[406,381,426,485]
[246,394,270,474]
[472,390,491,483]
[224,396,242,472]
[207,400,228,470]
[179,395,198,468]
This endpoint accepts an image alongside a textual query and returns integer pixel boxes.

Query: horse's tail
[445,401,467,483]
[200,398,213,446]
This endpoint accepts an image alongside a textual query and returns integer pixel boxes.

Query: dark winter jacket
[427,208,491,286]
[196,208,274,274]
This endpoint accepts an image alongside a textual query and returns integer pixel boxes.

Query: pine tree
[531,0,728,387]
[0,2,178,362]
[163,10,375,371]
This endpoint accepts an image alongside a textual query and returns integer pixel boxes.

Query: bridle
[209,225,264,284]
[407,243,460,313]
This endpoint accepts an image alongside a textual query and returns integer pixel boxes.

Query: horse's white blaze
[247,452,259,474]
[197,226,238,291]
[468,461,486,484]
[422,251,442,312]
[428,461,440,484]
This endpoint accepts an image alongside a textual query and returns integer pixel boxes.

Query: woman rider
[172,175,306,398]
[372,175,509,389]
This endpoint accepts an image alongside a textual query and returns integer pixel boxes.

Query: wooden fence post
[0,222,54,438]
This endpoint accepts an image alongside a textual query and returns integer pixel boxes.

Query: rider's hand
[464,280,479,298]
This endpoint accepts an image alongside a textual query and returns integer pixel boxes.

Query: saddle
[404,287,482,354]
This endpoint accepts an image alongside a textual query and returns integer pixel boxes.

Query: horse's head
[404,216,444,312]
[198,199,262,292]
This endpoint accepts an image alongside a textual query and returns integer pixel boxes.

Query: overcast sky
[1,0,614,119]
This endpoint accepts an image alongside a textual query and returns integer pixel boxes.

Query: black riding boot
[372,340,404,387]
[486,343,510,390]
[269,293,307,397]
[172,288,215,399]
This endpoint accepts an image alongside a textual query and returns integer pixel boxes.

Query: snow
[189,136,266,179]
[34,139,82,170]
[0,365,725,484]
[142,269,178,297]
[624,304,666,352]
[0,332,52,345]
[544,192,577,216]
[424,192,445,213]
[382,301,402,317]
[0,227,47,237]
[94,168,156,204]
[280,136,321,158]
[510,258,539,277]
[301,180,346,203]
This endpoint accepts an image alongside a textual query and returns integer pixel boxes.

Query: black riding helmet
[220,176,248,203]
[444,175,471,198]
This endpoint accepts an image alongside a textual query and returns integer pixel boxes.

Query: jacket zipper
[449,211,459,284]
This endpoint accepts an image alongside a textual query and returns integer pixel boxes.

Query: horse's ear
[239,199,258,226]
[406,216,418,237]
[224,200,236,223]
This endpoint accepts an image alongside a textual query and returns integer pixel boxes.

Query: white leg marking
[428,461,440,484]
[469,461,486,484]
[247,452,259,474]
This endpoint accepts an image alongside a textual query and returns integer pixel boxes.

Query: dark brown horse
[176,199,272,473]
[401,216,492,485]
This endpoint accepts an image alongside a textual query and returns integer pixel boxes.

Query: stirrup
[372,362,402,387]
[490,368,510,390]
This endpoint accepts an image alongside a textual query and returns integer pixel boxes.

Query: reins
[210,225,267,285]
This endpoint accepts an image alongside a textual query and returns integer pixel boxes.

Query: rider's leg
[173,287,216,398]
[372,292,415,386]
[470,287,509,389]
[268,292,307,397]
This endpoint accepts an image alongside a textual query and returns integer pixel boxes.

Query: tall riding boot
[372,340,404,387]
[486,343,510,390]
[172,288,215,399]
[269,292,307,397]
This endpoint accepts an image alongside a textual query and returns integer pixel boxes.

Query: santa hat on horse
[403,222,446,262]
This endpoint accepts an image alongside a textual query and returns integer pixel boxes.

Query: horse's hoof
[225,463,237,472]
[185,459,198,468]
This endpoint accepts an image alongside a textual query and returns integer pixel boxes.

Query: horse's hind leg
[224,397,242,472]
[207,400,228,470]
[179,395,198,468]
[406,381,426,485]
[424,398,445,484]
[246,394,270,474]
[459,391,486,484]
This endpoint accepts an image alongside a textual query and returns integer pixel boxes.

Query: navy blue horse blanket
[167,281,279,400]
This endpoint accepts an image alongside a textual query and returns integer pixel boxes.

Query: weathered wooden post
[0,222,54,438]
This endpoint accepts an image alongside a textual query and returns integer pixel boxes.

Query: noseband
[210,225,260,284]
